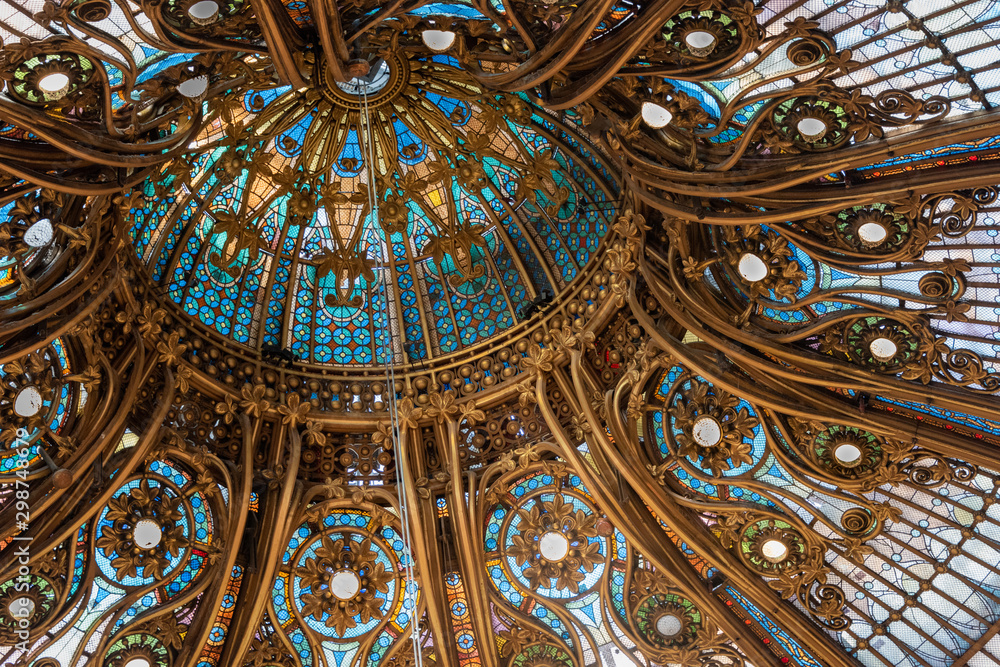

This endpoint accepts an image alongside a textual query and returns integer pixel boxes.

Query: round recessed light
[187,0,220,24]
[38,72,70,99]
[123,658,152,667]
[641,101,672,129]
[869,337,898,362]
[738,253,768,283]
[691,415,722,447]
[422,29,457,52]
[684,30,717,57]
[796,117,828,142]
[330,569,361,600]
[761,538,788,562]
[857,222,888,245]
[834,443,863,467]
[132,518,163,549]
[7,596,34,618]
[24,219,53,247]
[538,531,570,562]
[14,386,43,418]
[656,613,683,637]
[177,75,209,99]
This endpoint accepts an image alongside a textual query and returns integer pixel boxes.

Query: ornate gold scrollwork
[714,511,849,630]
[1,39,98,109]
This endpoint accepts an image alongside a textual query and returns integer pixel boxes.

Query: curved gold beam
[534,370,783,667]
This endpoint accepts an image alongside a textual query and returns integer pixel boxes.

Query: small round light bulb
[797,117,828,142]
[641,102,672,129]
[422,29,457,52]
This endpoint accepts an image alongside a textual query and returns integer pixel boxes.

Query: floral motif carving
[423,222,489,287]
[296,535,394,635]
[95,479,186,581]
[506,495,602,593]
[668,379,759,477]
[102,631,172,667]
[766,88,949,153]
[719,225,808,304]
[713,513,848,630]
[0,575,54,643]
[818,316,1000,391]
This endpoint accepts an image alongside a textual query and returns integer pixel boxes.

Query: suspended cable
[358,81,425,665]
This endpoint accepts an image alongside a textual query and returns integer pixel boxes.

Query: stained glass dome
[128,49,617,366]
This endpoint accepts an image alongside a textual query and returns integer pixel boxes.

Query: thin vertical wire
[359,82,424,665]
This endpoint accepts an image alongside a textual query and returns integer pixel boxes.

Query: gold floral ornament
[516,149,571,216]
[821,203,913,254]
[629,587,746,666]
[810,424,885,480]
[2,42,98,108]
[739,519,807,575]
[0,350,60,445]
[102,631,172,667]
[0,575,55,643]
[633,3,761,67]
[506,494,603,593]
[0,189,65,260]
[207,209,265,278]
[315,248,375,308]
[95,479,187,581]
[815,315,1000,389]
[384,642,438,667]
[721,224,807,304]
[296,535,395,636]
[633,593,701,652]
[723,516,849,630]
[668,379,759,477]
[423,222,488,287]
[503,642,574,667]
[247,630,298,667]
[162,0,258,36]
[767,88,949,153]
[379,192,410,234]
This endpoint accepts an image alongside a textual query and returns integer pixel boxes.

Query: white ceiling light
[187,0,220,25]
[641,101,672,129]
[761,539,788,562]
[133,519,163,549]
[737,253,768,282]
[539,531,570,561]
[692,416,722,447]
[24,219,53,247]
[14,386,43,417]
[123,658,152,667]
[330,570,361,600]
[38,72,70,99]
[684,30,717,57]
[858,221,888,245]
[422,29,457,52]
[869,337,898,362]
[834,443,863,466]
[656,613,683,637]
[797,117,828,142]
[177,75,209,99]
[7,596,34,618]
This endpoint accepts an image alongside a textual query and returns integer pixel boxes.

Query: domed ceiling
[126,29,616,367]
[7,2,1000,667]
